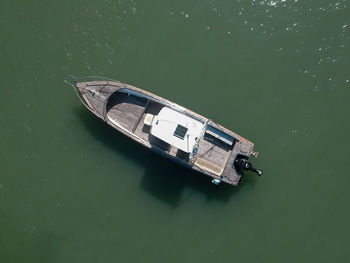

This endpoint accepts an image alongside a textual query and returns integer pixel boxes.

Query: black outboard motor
[235,158,263,176]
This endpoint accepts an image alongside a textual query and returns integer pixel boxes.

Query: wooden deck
[192,133,233,176]
[220,142,245,184]
[106,93,147,132]
[106,93,164,132]
[196,134,232,168]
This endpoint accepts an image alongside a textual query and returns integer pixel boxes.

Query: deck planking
[220,142,245,184]
[196,135,232,171]
[106,93,147,132]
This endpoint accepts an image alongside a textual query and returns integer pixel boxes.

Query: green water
[1,0,350,262]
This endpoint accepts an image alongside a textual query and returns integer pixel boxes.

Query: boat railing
[65,75,90,109]
[65,75,118,83]
[65,75,121,110]
[189,120,209,162]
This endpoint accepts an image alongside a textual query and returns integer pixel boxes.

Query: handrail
[65,75,119,83]
[64,75,120,109]
[189,120,209,162]
[64,75,87,108]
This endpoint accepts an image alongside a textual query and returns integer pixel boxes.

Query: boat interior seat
[144,113,154,126]
[194,157,223,176]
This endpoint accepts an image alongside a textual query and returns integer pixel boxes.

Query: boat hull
[66,76,260,186]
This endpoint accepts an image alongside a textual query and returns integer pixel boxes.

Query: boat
[65,76,262,186]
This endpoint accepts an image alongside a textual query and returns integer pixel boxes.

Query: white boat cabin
[146,107,204,153]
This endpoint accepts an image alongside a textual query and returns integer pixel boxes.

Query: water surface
[1,0,349,262]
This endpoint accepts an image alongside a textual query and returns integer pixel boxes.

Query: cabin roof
[150,107,204,153]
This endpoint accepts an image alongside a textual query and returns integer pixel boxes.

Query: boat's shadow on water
[76,107,257,208]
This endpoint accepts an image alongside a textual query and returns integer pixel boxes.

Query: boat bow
[65,75,122,120]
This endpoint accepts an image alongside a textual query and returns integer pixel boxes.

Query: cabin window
[173,124,188,140]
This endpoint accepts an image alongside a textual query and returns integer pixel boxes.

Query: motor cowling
[235,158,263,176]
